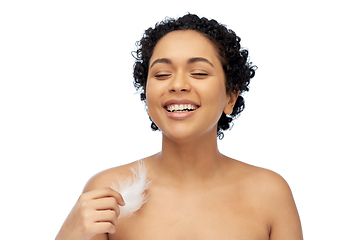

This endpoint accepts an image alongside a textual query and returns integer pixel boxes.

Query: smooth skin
[55,187,125,240]
[56,30,303,240]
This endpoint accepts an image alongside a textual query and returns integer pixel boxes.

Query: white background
[1,0,359,239]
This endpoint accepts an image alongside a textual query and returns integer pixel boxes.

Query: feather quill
[112,160,151,218]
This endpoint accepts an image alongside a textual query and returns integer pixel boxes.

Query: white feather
[112,160,151,218]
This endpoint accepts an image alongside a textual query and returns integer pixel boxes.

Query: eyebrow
[149,57,214,69]
[188,57,214,67]
[150,58,172,69]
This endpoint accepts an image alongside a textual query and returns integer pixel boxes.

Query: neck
[153,129,226,188]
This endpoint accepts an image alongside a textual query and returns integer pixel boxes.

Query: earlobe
[224,91,239,115]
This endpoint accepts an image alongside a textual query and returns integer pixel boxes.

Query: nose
[168,72,191,93]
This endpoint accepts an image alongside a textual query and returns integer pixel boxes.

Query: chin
[162,130,194,143]
[161,125,217,144]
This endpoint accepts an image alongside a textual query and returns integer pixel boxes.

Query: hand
[56,187,125,240]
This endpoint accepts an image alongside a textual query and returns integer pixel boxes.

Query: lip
[163,99,200,108]
[163,99,200,120]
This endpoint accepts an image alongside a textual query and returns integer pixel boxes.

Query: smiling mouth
[165,104,199,113]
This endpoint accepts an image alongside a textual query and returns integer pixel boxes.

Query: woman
[56,14,303,240]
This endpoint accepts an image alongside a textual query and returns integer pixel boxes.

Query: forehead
[150,30,220,64]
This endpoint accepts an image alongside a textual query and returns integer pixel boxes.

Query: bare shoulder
[227,158,291,196]
[83,160,143,193]
[246,165,297,212]
[227,158,303,239]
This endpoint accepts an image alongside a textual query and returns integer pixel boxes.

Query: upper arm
[83,164,133,193]
[83,167,122,193]
[264,172,303,240]
[83,171,109,193]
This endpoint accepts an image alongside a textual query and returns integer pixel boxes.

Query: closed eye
[155,73,172,79]
[192,73,208,76]
[191,72,209,79]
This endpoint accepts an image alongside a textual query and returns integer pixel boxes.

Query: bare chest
[110,186,270,240]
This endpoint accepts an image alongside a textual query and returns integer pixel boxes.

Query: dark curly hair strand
[133,13,256,139]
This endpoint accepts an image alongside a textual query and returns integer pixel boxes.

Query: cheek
[197,80,227,109]
[145,79,165,117]
[145,81,156,111]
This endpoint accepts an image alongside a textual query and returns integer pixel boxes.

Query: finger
[87,187,126,206]
[92,197,120,217]
[93,222,116,235]
[95,210,118,227]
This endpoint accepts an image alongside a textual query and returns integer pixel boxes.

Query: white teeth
[166,104,198,112]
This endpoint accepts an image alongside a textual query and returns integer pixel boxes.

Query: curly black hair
[133,13,256,139]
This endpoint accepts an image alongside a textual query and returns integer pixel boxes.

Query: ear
[224,90,239,115]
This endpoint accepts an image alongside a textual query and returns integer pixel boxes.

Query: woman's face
[146,30,236,142]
